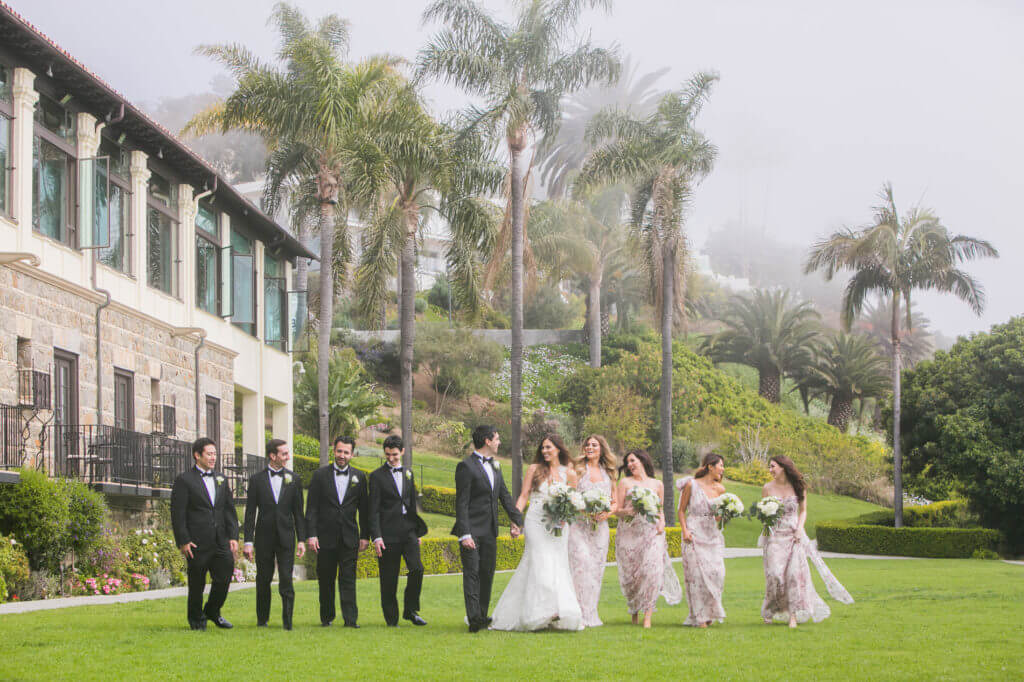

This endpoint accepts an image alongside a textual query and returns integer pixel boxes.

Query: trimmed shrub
[420,485,515,528]
[725,464,772,486]
[58,478,107,557]
[816,502,999,558]
[291,454,320,487]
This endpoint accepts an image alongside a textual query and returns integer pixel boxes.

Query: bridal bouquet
[713,492,745,530]
[628,486,661,524]
[542,483,585,536]
[581,488,612,529]
[749,496,783,535]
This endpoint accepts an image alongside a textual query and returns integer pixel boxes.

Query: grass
[2,558,1022,680]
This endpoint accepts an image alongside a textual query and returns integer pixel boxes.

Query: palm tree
[184,3,395,463]
[351,82,504,468]
[418,0,620,494]
[529,185,626,367]
[537,56,669,198]
[856,299,934,368]
[575,73,718,523]
[702,289,822,403]
[805,183,998,525]
[807,332,890,432]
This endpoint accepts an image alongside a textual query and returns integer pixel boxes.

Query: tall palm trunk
[827,393,854,432]
[759,368,781,403]
[399,208,417,470]
[891,294,904,526]
[508,134,527,497]
[317,198,335,465]
[660,243,676,525]
[588,268,602,368]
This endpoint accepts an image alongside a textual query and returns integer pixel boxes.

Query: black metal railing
[221,451,265,502]
[1,404,24,470]
[151,404,176,436]
[46,424,192,491]
[18,369,51,409]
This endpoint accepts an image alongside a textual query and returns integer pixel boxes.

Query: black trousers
[377,529,424,624]
[186,543,234,625]
[459,534,496,625]
[317,543,359,625]
[255,542,296,627]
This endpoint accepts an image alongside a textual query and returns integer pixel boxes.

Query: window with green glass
[230,229,255,335]
[195,203,219,314]
[264,254,286,350]
[34,93,76,142]
[96,138,131,273]
[32,136,75,245]
[146,168,179,296]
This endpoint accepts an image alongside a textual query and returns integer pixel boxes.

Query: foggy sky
[16,0,1023,337]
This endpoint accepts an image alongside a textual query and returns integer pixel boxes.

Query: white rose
[762,502,779,516]
[284,474,293,484]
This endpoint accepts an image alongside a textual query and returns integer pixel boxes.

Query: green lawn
[2,558,1021,680]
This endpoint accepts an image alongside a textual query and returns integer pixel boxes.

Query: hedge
[300,526,681,579]
[816,501,1000,558]
[290,453,378,488]
[724,465,771,486]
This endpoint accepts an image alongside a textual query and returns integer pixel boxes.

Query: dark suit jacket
[305,464,369,550]
[170,467,239,551]
[243,467,306,548]
[451,454,523,539]
[368,465,428,544]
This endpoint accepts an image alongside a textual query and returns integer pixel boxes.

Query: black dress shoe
[386,622,398,627]
[283,623,293,631]
[210,617,233,629]
[468,620,483,633]
[403,612,427,626]
[321,621,332,627]
[189,620,207,631]
[343,622,360,629]
[257,623,268,628]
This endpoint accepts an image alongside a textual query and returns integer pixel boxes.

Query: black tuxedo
[452,453,523,628]
[305,464,369,625]
[368,465,428,625]
[170,467,239,627]
[243,467,305,628]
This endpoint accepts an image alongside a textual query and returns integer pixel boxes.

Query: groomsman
[453,425,523,632]
[170,437,239,631]
[369,435,428,627]
[306,436,369,627]
[242,438,306,630]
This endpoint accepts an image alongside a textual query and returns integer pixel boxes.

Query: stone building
[0,4,314,500]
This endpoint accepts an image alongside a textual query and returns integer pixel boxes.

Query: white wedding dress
[490,466,584,632]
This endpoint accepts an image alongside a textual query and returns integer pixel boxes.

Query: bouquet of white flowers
[713,492,745,530]
[581,488,612,529]
[543,482,585,536]
[628,486,661,524]
[749,496,784,535]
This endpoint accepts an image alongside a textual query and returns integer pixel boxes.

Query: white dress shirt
[334,466,352,505]
[196,465,216,504]
[391,466,407,513]
[268,467,284,503]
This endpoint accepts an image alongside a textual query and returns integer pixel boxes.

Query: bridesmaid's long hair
[575,434,618,481]
[694,452,724,479]
[531,434,571,489]
[770,455,806,502]
[620,449,655,479]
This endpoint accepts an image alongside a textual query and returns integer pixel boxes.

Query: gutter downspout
[91,114,118,428]
[171,328,208,439]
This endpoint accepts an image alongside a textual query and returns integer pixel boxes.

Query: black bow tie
[269,470,284,477]
[334,467,349,476]
[478,456,493,464]
[390,466,403,473]
[199,470,215,478]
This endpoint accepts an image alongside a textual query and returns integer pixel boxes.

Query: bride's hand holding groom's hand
[510,524,522,539]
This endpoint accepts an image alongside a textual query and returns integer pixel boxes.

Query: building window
[264,254,286,350]
[96,137,132,273]
[230,228,255,335]
[0,64,11,218]
[32,93,78,247]
[195,202,220,314]
[146,168,179,296]
[205,396,220,455]
[113,368,134,431]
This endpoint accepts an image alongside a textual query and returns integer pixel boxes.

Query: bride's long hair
[531,434,571,489]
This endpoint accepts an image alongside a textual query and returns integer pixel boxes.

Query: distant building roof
[0,1,316,262]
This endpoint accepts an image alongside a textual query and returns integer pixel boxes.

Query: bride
[490,434,584,632]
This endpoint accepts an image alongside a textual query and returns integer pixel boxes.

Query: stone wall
[0,266,235,462]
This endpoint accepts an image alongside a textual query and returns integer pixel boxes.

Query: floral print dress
[679,477,726,625]
[615,482,683,614]
[568,468,612,626]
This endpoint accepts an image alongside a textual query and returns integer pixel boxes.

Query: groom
[452,425,523,633]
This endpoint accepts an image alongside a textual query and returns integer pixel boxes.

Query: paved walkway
[1,546,939,616]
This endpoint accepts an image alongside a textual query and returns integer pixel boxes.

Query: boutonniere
[284,473,293,485]
[215,475,225,485]
[405,470,412,480]
[351,474,358,483]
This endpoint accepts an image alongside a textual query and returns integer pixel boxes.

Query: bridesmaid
[761,455,853,627]
[568,435,617,627]
[676,452,727,628]
[613,449,682,628]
